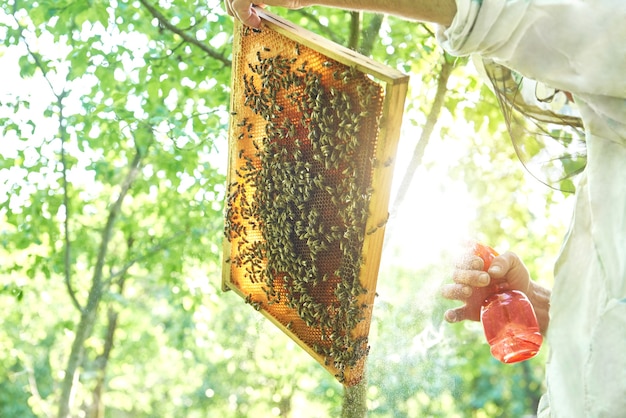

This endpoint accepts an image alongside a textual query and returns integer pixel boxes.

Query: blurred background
[0,1,573,416]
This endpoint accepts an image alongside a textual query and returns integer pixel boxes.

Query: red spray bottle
[473,243,543,363]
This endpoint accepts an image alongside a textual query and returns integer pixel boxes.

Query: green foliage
[0,1,570,417]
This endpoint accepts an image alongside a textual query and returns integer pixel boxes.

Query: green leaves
[0,284,24,300]
[75,0,110,29]
[17,54,37,78]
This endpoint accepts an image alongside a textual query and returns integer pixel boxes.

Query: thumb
[232,1,263,27]
[488,251,531,293]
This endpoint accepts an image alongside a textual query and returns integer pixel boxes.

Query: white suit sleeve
[437,0,626,99]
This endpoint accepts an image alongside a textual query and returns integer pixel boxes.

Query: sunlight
[384,119,477,270]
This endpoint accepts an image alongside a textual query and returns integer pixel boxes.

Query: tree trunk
[86,307,120,418]
[57,151,142,418]
[359,14,384,57]
[86,238,130,418]
[341,374,368,418]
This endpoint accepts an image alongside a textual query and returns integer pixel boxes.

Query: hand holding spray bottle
[473,243,543,363]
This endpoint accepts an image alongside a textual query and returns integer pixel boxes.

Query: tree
[2,0,230,416]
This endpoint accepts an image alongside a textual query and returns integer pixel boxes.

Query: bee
[335,370,345,384]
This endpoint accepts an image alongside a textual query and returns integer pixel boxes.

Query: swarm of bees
[223,13,407,386]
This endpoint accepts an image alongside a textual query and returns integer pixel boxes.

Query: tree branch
[12,14,83,312]
[138,0,231,67]
[86,234,134,418]
[103,231,186,286]
[293,9,344,44]
[26,364,52,418]
[57,147,144,418]
[90,150,143,312]
[419,22,436,38]
[348,12,360,51]
[58,93,83,313]
[358,14,383,56]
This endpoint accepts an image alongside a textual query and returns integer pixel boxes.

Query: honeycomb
[222,9,408,386]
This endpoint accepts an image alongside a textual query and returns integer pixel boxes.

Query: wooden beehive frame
[222,8,408,386]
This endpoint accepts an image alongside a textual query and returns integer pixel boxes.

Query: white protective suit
[437,1,626,417]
